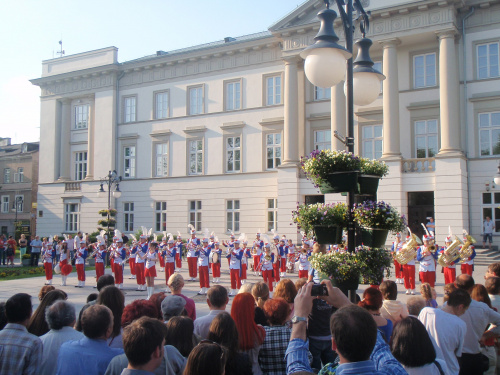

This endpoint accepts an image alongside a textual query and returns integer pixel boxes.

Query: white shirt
[403,359,448,375]
[459,299,500,354]
[419,307,465,375]
[39,326,84,375]
[484,220,494,234]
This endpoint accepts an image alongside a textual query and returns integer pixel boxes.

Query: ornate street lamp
[97,170,122,245]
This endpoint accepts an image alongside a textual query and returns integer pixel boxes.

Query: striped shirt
[0,323,42,375]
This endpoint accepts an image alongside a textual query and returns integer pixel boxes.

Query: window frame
[361,125,383,159]
[64,203,80,233]
[187,84,205,116]
[74,104,89,130]
[224,78,242,111]
[313,129,332,151]
[479,111,500,157]
[1,196,9,213]
[477,41,500,80]
[481,192,500,234]
[154,142,169,177]
[189,200,202,232]
[263,73,284,107]
[3,168,10,184]
[267,198,278,233]
[14,167,24,183]
[265,132,282,170]
[412,51,438,89]
[225,135,242,173]
[123,96,137,123]
[414,119,439,158]
[155,201,167,232]
[123,202,134,233]
[14,195,23,213]
[187,138,204,175]
[154,90,170,119]
[313,86,331,101]
[226,199,240,233]
[123,145,136,179]
[74,151,88,181]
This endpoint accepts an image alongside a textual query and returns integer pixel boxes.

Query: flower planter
[313,226,342,245]
[361,228,389,248]
[331,275,360,296]
[22,259,31,267]
[319,171,359,194]
[357,175,380,196]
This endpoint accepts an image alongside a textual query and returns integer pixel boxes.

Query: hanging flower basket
[320,171,360,194]
[313,225,343,245]
[355,247,392,285]
[357,175,380,196]
[331,274,360,296]
[309,252,361,296]
[353,201,407,237]
[292,203,348,239]
[360,228,389,248]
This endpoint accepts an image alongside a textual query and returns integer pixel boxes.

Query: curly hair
[273,279,297,304]
[419,283,433,300]
[38,285,56,301]
[263,298,290,325]
[358,287,383,311]
[121,299,158,328]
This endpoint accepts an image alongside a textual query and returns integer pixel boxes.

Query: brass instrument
[437,235,463,267]
[338,243,346,251]
[459,231,476,263]
[421,223,436,253]
[264,254,272,261]
[395,229,422,265]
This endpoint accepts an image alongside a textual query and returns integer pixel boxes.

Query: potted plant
[22,254,31,267]
[356,247,392,286]
[98,209,117,217]
[292,202,348,244]
[353,201,406,247]
[301,150,362,194]
[309,251,361,295]
[98,218,117,228]
[358,158,389,196]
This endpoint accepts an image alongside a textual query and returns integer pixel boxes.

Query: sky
[0,0,305,145]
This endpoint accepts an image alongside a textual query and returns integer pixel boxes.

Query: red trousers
[165,262,175,284]
[95,262,105,281]
[110,258,115,273]
[212,262,221,278]
[444,267,456,285]
[188,257,197,278]
[403,264,415,290]
[273,263,280,282]
[298,270,309,279]
[76,264,86,281]
[199,265,210,288]
[461,264,473,276]
[129,258,136,275]
[230,269,241,290]
[115,263,123,284]
[280,258,287,272]
[135,262,145,285]
[176,253,182,268]
[394,260,402,279]
[159,256,165,269]
[44,262,53,280]
[419,271,436,287]
[253,255,260,272]
[241,264,247,280]
[263,269,274,291]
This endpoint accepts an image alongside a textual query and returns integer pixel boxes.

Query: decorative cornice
[259,117,284,127]
[183,126,207,134]
[149,130,172,137]
[220,121,246,130]
[118,133,139,140]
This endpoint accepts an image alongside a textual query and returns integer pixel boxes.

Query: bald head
[406,296,426,316]
[455,274,475,293]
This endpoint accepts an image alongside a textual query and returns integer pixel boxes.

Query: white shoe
[411,290,415,295]
[81,281,85,288]
[406,290,410,295]
[198,288,204,295]
[241,279,245,285]
[119,284,123,289]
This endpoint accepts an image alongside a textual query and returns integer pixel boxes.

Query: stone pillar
[58,99,71,181]
[297,61,306,159]
[380,38,401,160]
[283,56,300,164]
[437,29,462,156]
[331,84,346,151]
[85,97,95,180]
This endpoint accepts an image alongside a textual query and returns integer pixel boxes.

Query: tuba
[395,229,422,265]
[437,235,463,267]
[459,231,476,263]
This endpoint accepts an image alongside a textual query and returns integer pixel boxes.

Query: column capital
[435,28,458,40]
[282,55,302,65]
[61,98,72,105]
[378,38,401,48]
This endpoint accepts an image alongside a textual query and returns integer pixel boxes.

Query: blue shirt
[56,337,123,375]
[30,239,43,253]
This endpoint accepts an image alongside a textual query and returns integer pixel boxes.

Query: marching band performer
[461,234,476,276]
[59,240,72,286]
[211,238,222,283]
[416,234,439,288]
[141,238,158,299]
[93,233,107,283]
[128,238,137,279]
[208,232,216,274]
[109,231,121,276]
[279,236,288,277]
[196,237,211,295]
[130,235,146,291]
[163,234,177,293]
[227,240,243,296]
[187,225,200,281]
[252,232,264,276]
[159,233,168,272]
[391,233,405,284]
[271,231,281,284]
[259,243,275,294]
[241,237,251,285]
[175,232,183,271]
[42,240,55,285]
[286,238,296,273]
[297,242,311,279]
[402,235,417,295]
[439,235,458,285]
[224,233,236,266]
[74,235,88,288]
[113,236,126,289]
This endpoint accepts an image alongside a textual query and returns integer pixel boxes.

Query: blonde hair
[420,283,433,300]
[312,243,327,254]
[167,273,185,292]
[251,282,269,309]
[238,283,254,294]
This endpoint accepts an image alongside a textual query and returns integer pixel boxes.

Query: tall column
[283,56,300,164]
[85,97,95,180]
[331,84,346,151]
[297,61,306,159]
[58,99,71,181]
[380,38,401,159]
[437,29,462,156]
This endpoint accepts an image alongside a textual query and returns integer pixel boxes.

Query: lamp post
[12,196,23,237]
[97,170,122,245]
[300,0,385,301]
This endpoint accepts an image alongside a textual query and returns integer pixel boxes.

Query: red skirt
[145,266,157,278]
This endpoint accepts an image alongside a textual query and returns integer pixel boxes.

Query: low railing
[65,182,81,191]
[401,158,435,173]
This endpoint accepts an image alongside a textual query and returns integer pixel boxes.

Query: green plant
[309,252,361,284]
[98,209,117,217]
[356,247,392,284]
[360,158,389,177]
[97,218,117,227]
[22,254,31,259]
[292,203,348,238]
[353,201,406,234]
[301,150,362,188]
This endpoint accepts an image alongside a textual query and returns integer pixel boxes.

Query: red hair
[263,298,290,325]
[121,299,158,328]
[230,293,265,350]
[149,292,167,320]
[358,287,383,311]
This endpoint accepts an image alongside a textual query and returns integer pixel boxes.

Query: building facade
[0,138,39,237]
[31,0,500,244]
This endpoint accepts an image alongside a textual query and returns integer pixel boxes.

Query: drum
[212,252,219,264]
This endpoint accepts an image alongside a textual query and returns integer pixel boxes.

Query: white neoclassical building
[31,0,500,244]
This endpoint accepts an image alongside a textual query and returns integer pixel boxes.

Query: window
[415,120,438,158]
[124,96,136,123]
[14,167,24,183]
[482,193,500,232]
[226,136,241,172]
[3,168,10,183]
[155,201,167,232]
[14,195,23,212]
[362,125,383,159]
[65,203,80,232]
[188,86,203,115]
[189,140,203,175]
[267,199,278,232]
[74,152,87,181]
[155,91,169,119]
[1,196,8,213]
[373,61,383,93]
[266,133,282,169]
[314,130,331,151]
[480,112,500,156]
[155,143,168,177]
[266,75,282,106]
[124,146,136,178]
[314,86,331,101]
[189,200,202,232]
[226,200,240,232]
[74,104,89,129]
[225,81,241,111]
[413,53,437,88]
[478,42,499,79]
[124,202,134,232]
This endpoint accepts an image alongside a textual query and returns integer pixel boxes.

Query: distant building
[0,138,39,237]
[30,0,500,243]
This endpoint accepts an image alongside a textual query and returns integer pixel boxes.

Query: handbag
[54,262,61,274]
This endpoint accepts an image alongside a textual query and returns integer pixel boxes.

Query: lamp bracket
[334,0,370,38]
[334,130,347,145]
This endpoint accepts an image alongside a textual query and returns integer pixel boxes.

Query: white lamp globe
[494,175,500,186]
[113,189,122,199]
[304,48,347,88]
[346,72,382,106]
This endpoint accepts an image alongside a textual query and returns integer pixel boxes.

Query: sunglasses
[198,339,225,360]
